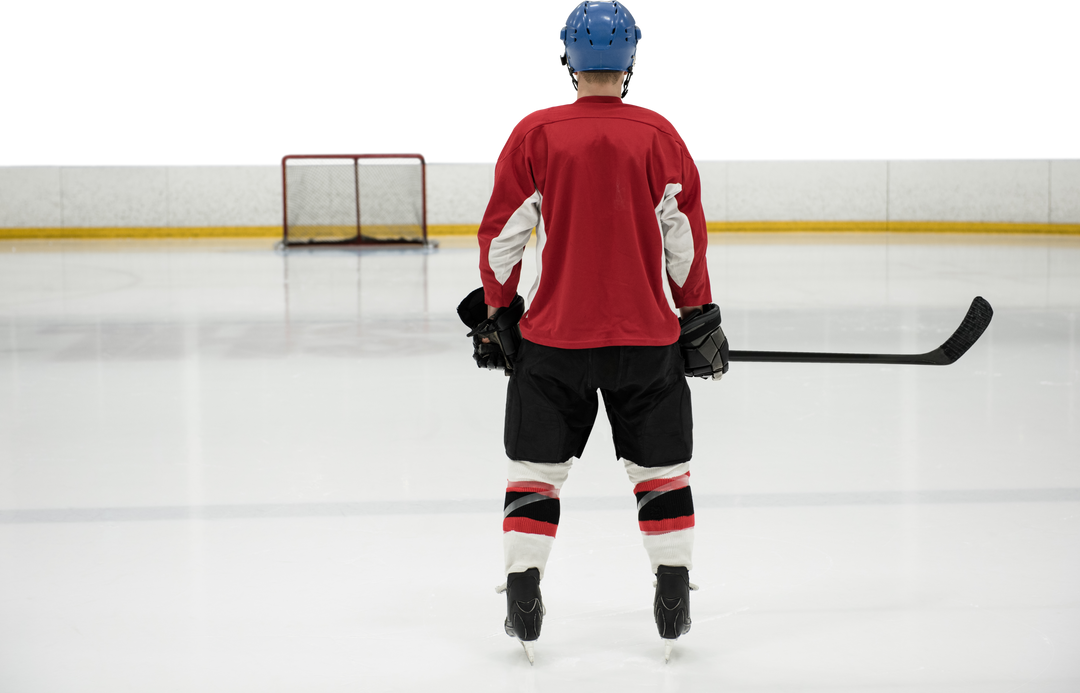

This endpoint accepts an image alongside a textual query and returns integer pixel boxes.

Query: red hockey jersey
[478,95,711,349]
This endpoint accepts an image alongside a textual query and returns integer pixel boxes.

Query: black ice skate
[654,565,693,661]
[497,567,544,664]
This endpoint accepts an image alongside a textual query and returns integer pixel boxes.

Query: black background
[6,5,1071,161]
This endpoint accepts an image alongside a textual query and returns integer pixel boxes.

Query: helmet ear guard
[560,24,580,92]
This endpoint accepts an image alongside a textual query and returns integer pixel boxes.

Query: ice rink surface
[1,234,1078,692]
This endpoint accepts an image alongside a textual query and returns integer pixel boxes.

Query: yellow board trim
[706,221,1080,235]
[428,224,482,236]
[0,226,281,239]
[2,220,1079,240]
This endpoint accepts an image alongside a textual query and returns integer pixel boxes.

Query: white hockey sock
[624,459,695,574]
[503,459,573,580]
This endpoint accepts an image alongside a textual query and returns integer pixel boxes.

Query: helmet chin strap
[621,53,636,98]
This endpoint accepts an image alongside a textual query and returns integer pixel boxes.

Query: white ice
[1,235,1078,692]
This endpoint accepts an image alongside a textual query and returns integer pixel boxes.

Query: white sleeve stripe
[656,183,694,288]
[526,215,546,309]
[489,190,542,285]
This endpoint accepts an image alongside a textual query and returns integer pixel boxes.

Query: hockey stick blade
[728,297,993,366]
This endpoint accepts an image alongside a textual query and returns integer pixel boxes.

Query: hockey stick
[727,296,993,366]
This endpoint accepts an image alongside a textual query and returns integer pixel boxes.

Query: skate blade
[663,640,674,662]
[521,640,535,664]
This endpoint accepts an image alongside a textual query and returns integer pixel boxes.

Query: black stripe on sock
[504,492,561,525]
[636,486,694,523]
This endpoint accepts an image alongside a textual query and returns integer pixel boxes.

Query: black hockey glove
[678,304,729,380]
[456,287,525,374]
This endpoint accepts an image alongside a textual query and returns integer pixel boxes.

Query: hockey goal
[281,154,429,247]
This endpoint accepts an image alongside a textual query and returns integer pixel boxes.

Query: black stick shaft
[729,349,940,365]
[726,297,993,367]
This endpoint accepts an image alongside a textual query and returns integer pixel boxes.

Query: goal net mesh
[283,155,426,245]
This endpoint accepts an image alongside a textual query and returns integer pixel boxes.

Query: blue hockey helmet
[560,2,641,73]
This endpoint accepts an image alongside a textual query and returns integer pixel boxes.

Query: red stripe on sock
[503,517,559,537]
[639,515,695,535]
[503,483,561,494]
[633,472,690,495]
[506,485,560,498]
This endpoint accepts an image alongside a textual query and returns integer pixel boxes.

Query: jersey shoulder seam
[494,102,695,160]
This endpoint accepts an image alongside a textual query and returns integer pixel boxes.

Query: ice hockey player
[456,0,728,663]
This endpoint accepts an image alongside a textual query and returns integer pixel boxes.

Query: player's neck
[574,86,626,98]
[575,80,624,99]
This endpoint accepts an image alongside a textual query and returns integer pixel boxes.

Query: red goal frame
[281,153,428,247]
